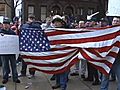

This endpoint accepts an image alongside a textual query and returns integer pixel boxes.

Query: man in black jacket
[19,14,42,78]
[0,17,20,84]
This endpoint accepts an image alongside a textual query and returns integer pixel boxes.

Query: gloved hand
[0,33,4,36]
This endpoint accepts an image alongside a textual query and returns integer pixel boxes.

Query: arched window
[51,5,61,15]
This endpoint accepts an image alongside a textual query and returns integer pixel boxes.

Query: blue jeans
[100,74,109,90]
[56,71,69,90]
[113,58,120,90]
[81,59,87,75]
[100,57,120,90]
[1,55,18,81]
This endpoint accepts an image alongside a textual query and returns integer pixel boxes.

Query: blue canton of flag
[19,28,50,52]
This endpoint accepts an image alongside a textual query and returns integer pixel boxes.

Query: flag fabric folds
[20,25,120,75]
[20,28,79,74]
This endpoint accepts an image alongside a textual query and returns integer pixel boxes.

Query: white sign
[0,87,6,90]
[107,0,120,16]
[0,35,19,54]
[0,16,4,23]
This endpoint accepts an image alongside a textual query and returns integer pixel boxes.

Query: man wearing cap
[0,17,20,84]
[50,15,70,81]
[19,14,42,78]
[50,15,69,90]
[100,17,120,90]
[22,14,41,29]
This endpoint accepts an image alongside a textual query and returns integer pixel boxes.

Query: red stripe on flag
[79,48,113,67]
[50,30,120,45]
[22,49,78,60]
[29,57,79,74]
[25,50,79,67]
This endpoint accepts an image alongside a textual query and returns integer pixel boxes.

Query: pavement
[0,64,117,90]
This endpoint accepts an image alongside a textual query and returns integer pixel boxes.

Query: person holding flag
[19,14,42,78]
[50,15,70,90]
[100,17,120,90]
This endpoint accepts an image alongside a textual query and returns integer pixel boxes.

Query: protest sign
[0,35,19,54]
[107,0,120,16]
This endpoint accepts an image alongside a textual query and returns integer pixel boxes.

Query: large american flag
[20,25,120,75]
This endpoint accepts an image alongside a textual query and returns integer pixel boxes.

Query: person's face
[53,21,63,28]
[112,17,120,25]
[28,17,35,23]
[85,21,91,27]
[3,23,10,30]
[90,21,97,26]
[79,22,85,28]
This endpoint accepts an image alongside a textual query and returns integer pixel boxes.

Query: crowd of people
[0,14,120,90]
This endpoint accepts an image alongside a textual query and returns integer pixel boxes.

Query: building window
[28,5,35,15]
[88,8,94,15]
[40,6,47,22]
[77,8,84,15]
[0,4,5,16]
[0,4,5,11]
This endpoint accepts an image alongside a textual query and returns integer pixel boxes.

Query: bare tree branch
[4,0,22,9]
[4,0,13,8]
[14,0,23,8]
[14,0,19,8]
[16,1,23,7]
[3,0,22,18]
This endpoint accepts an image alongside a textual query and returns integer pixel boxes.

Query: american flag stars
[20,28,50,52]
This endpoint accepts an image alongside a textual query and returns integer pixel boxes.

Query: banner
[107,0,120,16]
[0,35,19,54]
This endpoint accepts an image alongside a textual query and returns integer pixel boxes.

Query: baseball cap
[52,15,65,23]
[3,17,11,24]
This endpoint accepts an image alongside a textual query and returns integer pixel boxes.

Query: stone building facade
[22,0,108,22]
[0,0,11,18]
